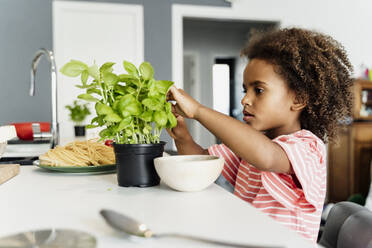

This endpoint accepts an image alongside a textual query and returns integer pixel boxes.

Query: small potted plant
[60,59,177,187]
[65,100,91,137]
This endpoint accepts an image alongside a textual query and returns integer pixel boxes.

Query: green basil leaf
[100,62,115,73]
[118,94,136,112]
[153,111,167,127]
[104,113,122,123]
[103,71,118,86]
[86,124,99,129]
[111,100,119,111]
[81,70,89,85]
[123,61,139,78]
[77,93,99,102]
[118,74,136,82]
[139,62,154,80]
[126,86,136,94]
[87,88,101,95]
[125,102,142,116]
[95,103,113,115]
[118,74,139,86]
[155,80,174,95]
[88,64,100,80]
[121,110,131,117]
[91,117,98,124]
[158,94,166,103]
[60,60,88,77]
[139,110,153,122]
[99,128,111,138]
[118,116,133,131]
[113,85,126,95]
[147,79,157,96]
[165,102,172,113]
[91,115,105,125]
[166,112,177,128]
[125,129,133,136]
[142,98,162,111]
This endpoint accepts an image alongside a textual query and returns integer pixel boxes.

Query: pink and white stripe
[208,130,326,243]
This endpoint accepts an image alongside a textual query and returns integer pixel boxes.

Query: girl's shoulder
[273,129,326,158]
[274,129,324,145]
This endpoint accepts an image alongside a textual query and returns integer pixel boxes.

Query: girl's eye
[242,89,247,93]
[255,88,264,94]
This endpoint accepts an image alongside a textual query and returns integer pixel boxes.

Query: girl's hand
[167,86,202,119]
[166,114,192,142]
[166,105,192,141]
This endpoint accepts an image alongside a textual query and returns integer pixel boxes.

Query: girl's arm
[174,136,209,155]
[195,106,291,173]
[168,87,292,173]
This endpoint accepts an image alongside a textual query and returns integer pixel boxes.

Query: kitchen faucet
[29,48,59,148]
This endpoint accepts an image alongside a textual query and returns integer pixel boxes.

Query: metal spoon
[100,209,285,248]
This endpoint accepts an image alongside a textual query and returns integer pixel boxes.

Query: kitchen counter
[0,166,316,248]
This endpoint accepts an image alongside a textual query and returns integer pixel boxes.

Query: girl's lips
[243,111,254,122]
[243,115,254,122]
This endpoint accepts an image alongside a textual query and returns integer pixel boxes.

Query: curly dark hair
[241,27,354,143]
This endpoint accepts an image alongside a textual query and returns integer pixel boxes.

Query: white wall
[231,0,372,74]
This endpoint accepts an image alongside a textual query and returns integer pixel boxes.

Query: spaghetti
[39,140,115,167]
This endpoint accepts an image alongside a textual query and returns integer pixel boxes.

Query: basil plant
[60,60,177,144]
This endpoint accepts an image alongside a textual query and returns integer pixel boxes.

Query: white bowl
[154,155,224,192]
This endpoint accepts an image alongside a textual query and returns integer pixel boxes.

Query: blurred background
[1,0,371,154]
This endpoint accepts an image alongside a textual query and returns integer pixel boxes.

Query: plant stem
[110,90,115,103]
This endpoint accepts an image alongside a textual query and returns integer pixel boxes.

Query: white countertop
[0,166,316,248]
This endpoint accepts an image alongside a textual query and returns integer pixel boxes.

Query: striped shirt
[208,129,326,243]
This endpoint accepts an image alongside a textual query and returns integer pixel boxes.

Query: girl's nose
[241,93,252,107]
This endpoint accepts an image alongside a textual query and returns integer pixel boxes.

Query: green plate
[33,160,116,173]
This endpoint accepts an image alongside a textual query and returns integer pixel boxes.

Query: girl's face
[241,58,301,138]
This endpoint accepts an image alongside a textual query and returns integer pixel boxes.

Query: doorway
[182,17,277,147]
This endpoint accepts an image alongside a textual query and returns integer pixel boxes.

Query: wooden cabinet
[327,122,372,202]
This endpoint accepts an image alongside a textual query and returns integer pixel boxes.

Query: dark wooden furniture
[327,122,372,202]
[327,79,372,203]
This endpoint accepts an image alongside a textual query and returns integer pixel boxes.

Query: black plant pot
[113,141,166,187]
[74,125,86,137]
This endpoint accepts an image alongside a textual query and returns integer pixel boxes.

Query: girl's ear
[290,95,307,111]
[291,102,306,111]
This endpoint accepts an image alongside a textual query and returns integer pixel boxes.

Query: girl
[166,28,353,243]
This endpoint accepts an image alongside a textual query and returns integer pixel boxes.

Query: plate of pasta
[34,140,116,173]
